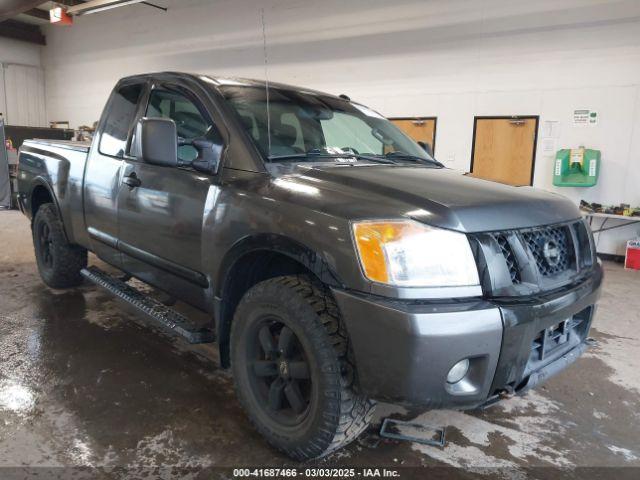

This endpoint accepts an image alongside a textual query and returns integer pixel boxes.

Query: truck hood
[287,165,580,233]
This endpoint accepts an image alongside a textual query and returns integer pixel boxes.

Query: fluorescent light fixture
[66,0,147,16]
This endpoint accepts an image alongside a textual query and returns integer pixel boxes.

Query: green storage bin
[552,147,600,187]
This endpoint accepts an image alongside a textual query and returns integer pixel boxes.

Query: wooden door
[470,117,538,186]
[390,117,437,154]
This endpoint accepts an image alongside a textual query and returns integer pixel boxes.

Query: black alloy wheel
[247,318,313,425]
[32,203,87,288]
[37,220,54,268]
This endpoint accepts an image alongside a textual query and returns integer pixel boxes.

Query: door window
[99,83,144,158]
[145,89,220,164]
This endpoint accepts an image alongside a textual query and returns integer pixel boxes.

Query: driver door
[117,83,223,309]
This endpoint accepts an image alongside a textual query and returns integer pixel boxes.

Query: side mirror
[418,141,433,157]
[181,138,222,175]
[135,118,178,167]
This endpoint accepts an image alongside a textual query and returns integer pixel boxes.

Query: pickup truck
[17,72,603,460]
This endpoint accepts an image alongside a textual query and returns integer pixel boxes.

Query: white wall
[0,37,41,66]
[41,0,640,254]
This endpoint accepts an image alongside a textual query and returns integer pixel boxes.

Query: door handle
[123,172,142,188]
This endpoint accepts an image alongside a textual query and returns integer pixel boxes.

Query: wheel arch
[29,179,70,242]
[215,234,343,368]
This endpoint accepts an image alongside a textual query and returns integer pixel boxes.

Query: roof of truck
[119,71,347,100]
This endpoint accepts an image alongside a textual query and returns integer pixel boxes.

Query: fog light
[446,359,470,384]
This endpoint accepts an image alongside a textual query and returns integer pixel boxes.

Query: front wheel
[231,275,375,460]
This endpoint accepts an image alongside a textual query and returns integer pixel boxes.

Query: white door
[3,64,47,127]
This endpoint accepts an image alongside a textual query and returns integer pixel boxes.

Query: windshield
[220,85,436,164]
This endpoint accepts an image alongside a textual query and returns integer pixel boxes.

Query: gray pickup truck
[17,72,602,460]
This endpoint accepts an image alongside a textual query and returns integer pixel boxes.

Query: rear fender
[28,178,71,242]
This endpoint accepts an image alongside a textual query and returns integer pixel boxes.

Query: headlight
[352,220,480,287]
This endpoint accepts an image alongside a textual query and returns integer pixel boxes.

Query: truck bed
[23,139,91,153]
[18,138,92,247]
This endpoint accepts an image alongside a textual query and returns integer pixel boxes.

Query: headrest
[239,113,255,129]
[273,123,298,147]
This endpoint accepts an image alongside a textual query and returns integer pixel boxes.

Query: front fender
[213,233,344,368]
[215,233,344,299]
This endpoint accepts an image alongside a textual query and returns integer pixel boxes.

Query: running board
[81,266,215,344]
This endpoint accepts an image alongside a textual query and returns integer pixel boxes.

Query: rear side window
[99,83,143,158]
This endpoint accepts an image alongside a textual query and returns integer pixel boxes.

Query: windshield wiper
[268,151,397,165]
[384,151,444,167]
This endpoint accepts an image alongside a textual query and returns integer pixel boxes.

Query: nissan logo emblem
[543,240,561,267]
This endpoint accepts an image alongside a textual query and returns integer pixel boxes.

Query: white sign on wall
[542,120,561,138]
[542,138,557,156]
[541,120,560,156]
[573,109,598,126]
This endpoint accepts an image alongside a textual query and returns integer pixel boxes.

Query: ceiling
[0,1,165,45]
[0,1,87,45]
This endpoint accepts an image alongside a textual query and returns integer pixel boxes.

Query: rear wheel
[32,203,87,288]
[231,275,375,460]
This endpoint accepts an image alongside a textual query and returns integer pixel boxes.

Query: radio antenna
[261,8,272,156]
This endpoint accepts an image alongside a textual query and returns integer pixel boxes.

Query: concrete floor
[1,209,639,478]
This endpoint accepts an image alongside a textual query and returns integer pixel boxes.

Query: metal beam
[23,8,50,21]
[0,19,46,45]
[55,1,88,6]
[0,0,46,22]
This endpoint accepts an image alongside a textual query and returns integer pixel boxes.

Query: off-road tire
[32,203,87,288]
[231,275,376,460]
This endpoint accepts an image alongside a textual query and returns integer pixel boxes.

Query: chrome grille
[479,220,592,292]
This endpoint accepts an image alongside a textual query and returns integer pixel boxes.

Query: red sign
[50,7,73,25]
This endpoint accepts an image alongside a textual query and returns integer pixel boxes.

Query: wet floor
[1,210,639,479]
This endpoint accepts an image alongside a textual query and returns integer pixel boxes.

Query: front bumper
[332,263,603,408]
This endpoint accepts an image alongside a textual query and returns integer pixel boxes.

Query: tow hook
[498,385,516,400]
[585,337,598,347]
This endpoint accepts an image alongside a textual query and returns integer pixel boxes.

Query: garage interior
[1,0,639,477]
